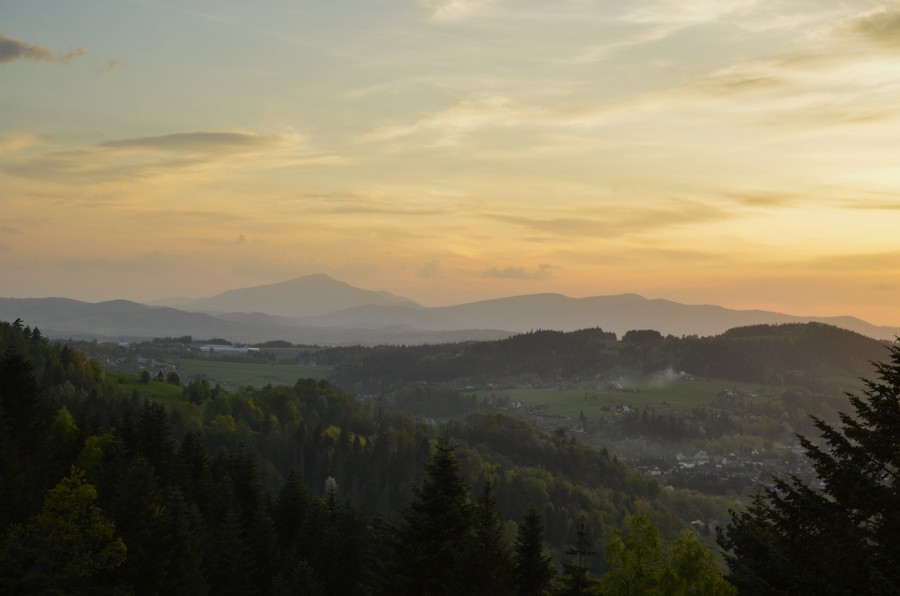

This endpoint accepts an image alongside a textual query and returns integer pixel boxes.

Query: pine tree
[465,482,514,595]
[0,349,52,529]
[718,343,900,594]
[136,400,175,477]
[559,515,598,596]
[514,506,556,596]
[394,435,473,595]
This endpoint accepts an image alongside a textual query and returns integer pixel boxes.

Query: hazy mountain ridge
[3,273,898,343]
[174,273,419,317]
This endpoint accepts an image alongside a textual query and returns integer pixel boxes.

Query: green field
[108,372,184,403]
[475,378,773,420]
[178,359,331,390]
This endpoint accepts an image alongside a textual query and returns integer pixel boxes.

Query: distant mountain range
[3,274,898,344]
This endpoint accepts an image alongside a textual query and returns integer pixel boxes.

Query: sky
[1,0,900,325]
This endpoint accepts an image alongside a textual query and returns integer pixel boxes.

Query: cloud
[418,0,497,22]
[483,263,555,280]
[361,95,526,145]
[840,4,900,50]
[486,199,731,239]
[59,251,181,275]
[720,189,800,208]
[845,201,900,211]
[417,261,442,277]
[567,0,762,61]
[0,33,84,65]
[870,283,899,293]
[286,192,450,217]
[100,131,274,151]
[4,130,343,184]
[678,68,786,97]
[0,133,49,153]
[806,250,900,272]
[620,0,758,27]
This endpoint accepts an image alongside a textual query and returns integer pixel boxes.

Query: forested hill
[0,319,730,594]
[322,323,890,393]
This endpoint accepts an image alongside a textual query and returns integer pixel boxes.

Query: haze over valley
[3,1,900,593]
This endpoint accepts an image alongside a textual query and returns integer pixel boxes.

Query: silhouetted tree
[719,343,900,594]
[514,506,556,596]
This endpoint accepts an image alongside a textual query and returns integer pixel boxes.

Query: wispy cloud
[59,251,182,274]
[361,95,526,145]
[620,0,759,27]
[4,130,343,185]
[483,263,555,280]
[571,0,763,62]
[417,0,498,23]
[0,133,49,154]
[486,199,731,239]
[100,132,273,151]
[806,250,900,272]
[0,33,84,65]
[418,261,442,277]
[838,3,900,50]
[286,192,450,217]
[870,283,899,293]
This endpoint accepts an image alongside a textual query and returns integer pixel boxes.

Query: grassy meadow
[108,371,184,403]
[474,377,773,421]
[177,358,332,391]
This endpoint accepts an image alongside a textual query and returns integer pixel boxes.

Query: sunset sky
[2,0,899,325]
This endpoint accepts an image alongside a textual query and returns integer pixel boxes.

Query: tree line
[321,324,887,392]
[3,317,897,593]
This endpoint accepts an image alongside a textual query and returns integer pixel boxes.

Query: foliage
[0,319,739,595]
[514,506,556,596]
[0,467,127,595]
[602,515,734,596]
[718,343,900,594]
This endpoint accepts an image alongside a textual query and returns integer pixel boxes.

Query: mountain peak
[182,274,419,318]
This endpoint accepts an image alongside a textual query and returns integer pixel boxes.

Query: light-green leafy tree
[0,467,127,595]
[602,514,735,596]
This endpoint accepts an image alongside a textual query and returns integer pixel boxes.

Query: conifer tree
[559,515,598,596]
[465,481,514,595]
[0,349,51,529]
[718,343,900,594]
[394,435,473,595]
[514,506,556,596]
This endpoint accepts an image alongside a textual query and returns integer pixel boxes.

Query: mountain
[0,297,510,345]
[292,292,900,341]
[3,274,898,343]
[180,273,419,318]
[432,293,900,340]
[0,298,266,341]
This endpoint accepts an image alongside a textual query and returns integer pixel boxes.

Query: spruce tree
[718,343,900,594]
[394,435,473,595]
[465,482,514,595]
[559,515,598,596]
[514,506,556,596]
